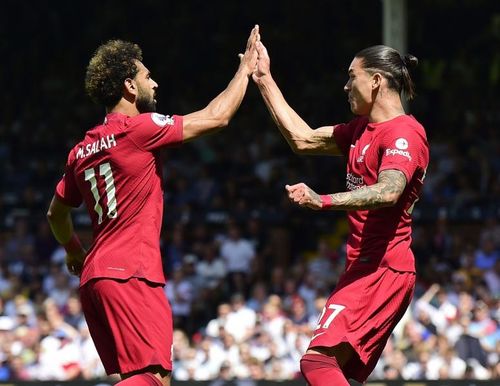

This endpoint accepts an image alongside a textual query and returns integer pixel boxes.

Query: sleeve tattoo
[327,169,407,210]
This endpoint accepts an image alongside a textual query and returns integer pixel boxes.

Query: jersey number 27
[316,304,345,330]
[84,162,118,224]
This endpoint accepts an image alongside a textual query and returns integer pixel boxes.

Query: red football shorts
[309,266,415,383]
[80,277,173,375]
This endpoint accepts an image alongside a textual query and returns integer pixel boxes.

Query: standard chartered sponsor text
[346,173,365,190]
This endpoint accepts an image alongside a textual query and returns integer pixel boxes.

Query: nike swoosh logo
[311,331,326,341]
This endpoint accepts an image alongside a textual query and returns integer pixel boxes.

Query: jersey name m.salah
[55,112,183,286]
[333,115,429,272]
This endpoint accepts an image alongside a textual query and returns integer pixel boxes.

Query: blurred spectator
[165,267,194,334]
[305,240,337,292]
[260,301,287,355]
[195,243,226,291]
[454,243,486,292]
[205,303,231,339]
[415,283,457,334]
[475,237,499,270]
[182,254,203,295]
[78,321,106,379]
[484,259,500,298]
[480,217,500,250]
[33,220,59,267]
[468,301,498,354]
[164,225,187,275]
[298,272,319,317]
[268,266,286,296]
[426,346,466,379]
[5,217,35,270]
[454,315,489,368]
[224,293,257,343]
[219,223,256,295]
[64,294,84,329]
[246,281,269,313]
[36,328,80,380]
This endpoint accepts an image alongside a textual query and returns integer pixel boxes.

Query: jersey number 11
[84,162,118,224]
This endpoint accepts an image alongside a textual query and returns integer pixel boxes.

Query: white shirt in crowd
[220,238,255,273]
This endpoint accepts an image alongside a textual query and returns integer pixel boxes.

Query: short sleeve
[55,151,83,207]
[378,126,428,182]
[127,113,184,151]
[332,116,368,156]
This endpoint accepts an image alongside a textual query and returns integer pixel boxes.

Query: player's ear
[124,78,137,96]
[371,72,383,90]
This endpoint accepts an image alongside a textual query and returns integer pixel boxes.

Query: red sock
[115,373,163,386]
[300,353,349,386]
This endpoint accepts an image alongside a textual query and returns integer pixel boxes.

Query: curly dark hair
[85,40,143,109]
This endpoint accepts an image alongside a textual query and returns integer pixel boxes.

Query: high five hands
[252,36,271,82]
[239,25,260,76]
[239,24,272,81]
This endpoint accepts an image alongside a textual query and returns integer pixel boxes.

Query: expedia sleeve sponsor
[384,148,412,161]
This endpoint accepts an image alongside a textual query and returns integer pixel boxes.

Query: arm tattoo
[327,169,407,210]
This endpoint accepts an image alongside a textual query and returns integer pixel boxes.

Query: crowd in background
[0,111,499,381]
[1,0,499,382]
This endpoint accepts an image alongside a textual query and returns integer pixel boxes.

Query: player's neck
[108,98,141,117]
[368,95,406,123]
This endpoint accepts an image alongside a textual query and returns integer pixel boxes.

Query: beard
[136,86,157,113]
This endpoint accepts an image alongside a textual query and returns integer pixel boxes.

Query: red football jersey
[55,112,183,286]
[333,115,429,272]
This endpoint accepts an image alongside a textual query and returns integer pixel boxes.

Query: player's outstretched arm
[252,41,341,156]
[286,170,407,211]
[47,196,86,276]
[181,25,260,142]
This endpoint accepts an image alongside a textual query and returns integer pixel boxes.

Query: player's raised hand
[238,25,260,76]
[285,183,323,210]
[252,40,271,83]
